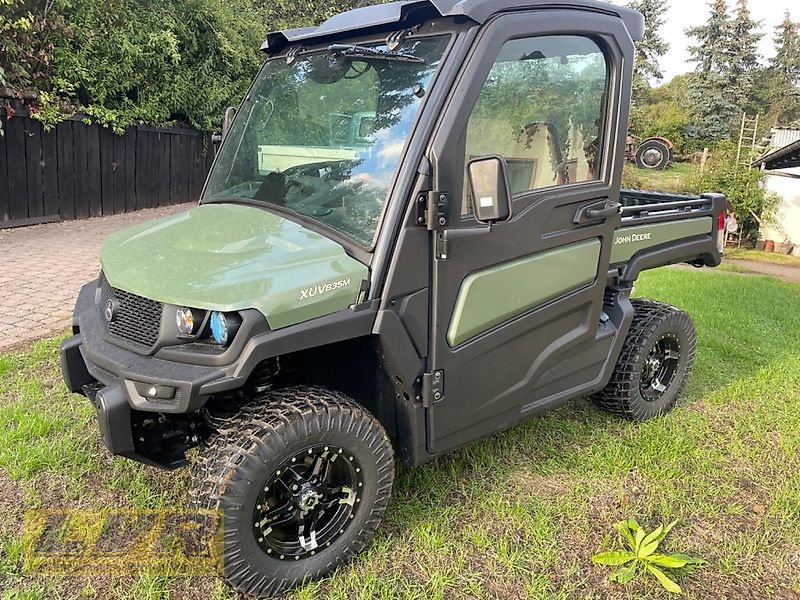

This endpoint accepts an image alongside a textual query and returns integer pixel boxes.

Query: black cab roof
[262,0,645,53]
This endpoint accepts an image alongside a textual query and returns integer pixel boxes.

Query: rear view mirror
[468,156,512,225]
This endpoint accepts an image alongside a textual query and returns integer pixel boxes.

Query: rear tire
[189,386,394,598]
[592,299,696,421]
[635,139,671,170]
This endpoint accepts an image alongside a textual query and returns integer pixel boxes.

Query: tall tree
[766,13,800,127]
[626,0,670,102]
[685,0,740,140]
[727,0,763,114]
[771,12,800,83]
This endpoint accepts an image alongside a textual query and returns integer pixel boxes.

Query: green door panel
[101,203,368,330]
[610,217,713,263]
[446,239,601,347]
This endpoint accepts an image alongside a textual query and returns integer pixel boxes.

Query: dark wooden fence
[0,109,215,228]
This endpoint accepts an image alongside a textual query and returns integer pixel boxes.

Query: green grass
[725,247,800,267]
[622,162,699,194]
[2,268,800,598]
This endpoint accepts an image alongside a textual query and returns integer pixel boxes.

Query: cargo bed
[611,189,726,281]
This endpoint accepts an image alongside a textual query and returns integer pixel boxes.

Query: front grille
[100,278,163,349]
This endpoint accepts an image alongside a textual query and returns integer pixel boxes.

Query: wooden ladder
[736,113,760,168]
[733,113,762,248]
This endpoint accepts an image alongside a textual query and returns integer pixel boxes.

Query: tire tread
[188,385,394,598]
[592,299,696,421]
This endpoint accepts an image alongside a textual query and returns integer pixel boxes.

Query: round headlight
[210,311,229,345]
[209,311,241,346]
[176,307,194,335]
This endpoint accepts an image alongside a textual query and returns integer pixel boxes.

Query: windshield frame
[200,29,456,258]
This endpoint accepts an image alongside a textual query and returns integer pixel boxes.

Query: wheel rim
[640,335,681,401]
[641,147,664,168]
[252,445,362,560]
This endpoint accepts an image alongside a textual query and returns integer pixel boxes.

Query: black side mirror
[467,155,512,225]
[222,106,237,138]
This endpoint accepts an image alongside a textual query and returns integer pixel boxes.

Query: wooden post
[699,147,710,174]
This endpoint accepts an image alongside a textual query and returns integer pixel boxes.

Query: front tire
[190,386,395,598]
[592,299,696,421]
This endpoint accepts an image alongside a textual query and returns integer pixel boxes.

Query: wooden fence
[0,109,215,227]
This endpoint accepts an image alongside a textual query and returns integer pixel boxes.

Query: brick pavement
[0,204,194,352]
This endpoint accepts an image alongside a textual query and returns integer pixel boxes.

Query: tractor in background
[626,135,674,170]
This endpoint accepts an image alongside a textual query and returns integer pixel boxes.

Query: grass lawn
[623,163,699,194]
[2,268,800,599]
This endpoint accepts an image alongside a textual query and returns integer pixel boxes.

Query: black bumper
[62,283,238,409]
[60,282,242,463]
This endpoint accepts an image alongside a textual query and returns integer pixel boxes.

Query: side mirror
[222,106,237,138]
[467,155,512,225]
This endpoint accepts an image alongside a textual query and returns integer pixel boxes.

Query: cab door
[425,10,634,453]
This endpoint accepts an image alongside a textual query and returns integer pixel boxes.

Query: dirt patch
[725,259,800,284]
[0,470,23,539]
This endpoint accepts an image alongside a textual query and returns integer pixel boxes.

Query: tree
[727,0,763,114]
[772,12,800,84]
[0,0,270,131]
[626,0,669,103]
[629,75,694,154]
[0,0,67,96]
[685,0,740,141]
[766,12,800,127]
[259,0,374,30]
[0,0,373,132]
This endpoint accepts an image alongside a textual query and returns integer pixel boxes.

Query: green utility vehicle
[61,0,726,595]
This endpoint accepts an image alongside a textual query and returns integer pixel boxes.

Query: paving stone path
[0,204,193,352]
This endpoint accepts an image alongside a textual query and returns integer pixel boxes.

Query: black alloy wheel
[253,445,362,560]
[639,334,681,401]
[592,299,696,421]
[189,386,395,598]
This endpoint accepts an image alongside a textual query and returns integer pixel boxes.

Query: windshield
[203,36,450,246]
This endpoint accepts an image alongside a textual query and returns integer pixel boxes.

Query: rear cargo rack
[620,189,716,224]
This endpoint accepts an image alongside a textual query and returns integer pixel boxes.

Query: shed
[755,139,800,256]
[767,127,800,149]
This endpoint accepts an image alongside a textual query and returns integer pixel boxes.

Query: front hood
[100,203,368,329]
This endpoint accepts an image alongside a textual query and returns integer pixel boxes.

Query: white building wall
[760,166,800,257]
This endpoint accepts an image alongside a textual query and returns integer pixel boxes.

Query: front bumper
[60,281,247,464]
[62,282,244,411]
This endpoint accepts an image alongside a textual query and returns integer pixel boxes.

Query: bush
[0,0,67,95]
[0,0,371,132]
[686,141,780,239]
[47,0,272,132]
[629,100,693,155]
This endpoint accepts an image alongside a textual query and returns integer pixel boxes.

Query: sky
[610,0,800,82]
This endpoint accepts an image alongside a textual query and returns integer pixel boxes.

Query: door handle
[573,201,622,224]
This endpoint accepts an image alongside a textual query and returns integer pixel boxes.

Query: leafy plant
[592,519,704,595]
[686,140,781,239]
[0,0,377,132]
[629,100,693,156]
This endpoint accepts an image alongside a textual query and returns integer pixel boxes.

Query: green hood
[100,203,368,329]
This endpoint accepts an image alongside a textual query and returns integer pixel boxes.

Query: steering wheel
[254,160,353,213]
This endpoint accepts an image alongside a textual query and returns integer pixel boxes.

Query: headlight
[176,307,195,335]
[209,311,241,346]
